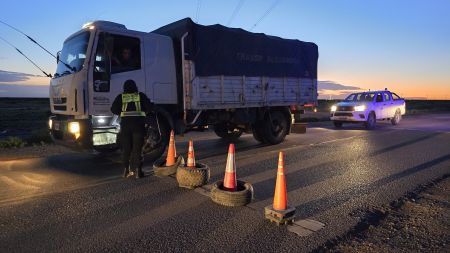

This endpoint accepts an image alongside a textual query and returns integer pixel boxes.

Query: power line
[0,20,57,60]
[0,35,52,77]
[227,0,245,26]
[195,0,202,23]
[249,0,280,31]
[0,20,75,71]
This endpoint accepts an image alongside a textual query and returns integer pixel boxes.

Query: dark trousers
[120,119,145,170]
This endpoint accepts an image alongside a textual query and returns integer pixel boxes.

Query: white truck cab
[330,90,406,129]
[49,21,177,151]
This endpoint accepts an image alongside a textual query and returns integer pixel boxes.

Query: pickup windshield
[54,31,90,78]
[344,92,376,102]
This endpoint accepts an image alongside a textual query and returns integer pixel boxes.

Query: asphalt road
[1,113,449,252]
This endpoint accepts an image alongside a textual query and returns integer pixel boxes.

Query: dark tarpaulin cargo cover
[152,18,318,79]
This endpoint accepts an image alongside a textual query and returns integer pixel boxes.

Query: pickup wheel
[213,124,243,140]
[391,109,401,125]
[364,112,376,129]
[262,110,289,145]
[333,121,343,128]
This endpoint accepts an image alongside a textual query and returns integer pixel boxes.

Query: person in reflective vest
[111,80,153,178]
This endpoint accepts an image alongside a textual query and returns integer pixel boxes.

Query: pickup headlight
[48,119,53,129]
[354,105,366,111]
[331,105,337,112]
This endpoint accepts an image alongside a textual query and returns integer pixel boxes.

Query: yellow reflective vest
[120,93,146,117]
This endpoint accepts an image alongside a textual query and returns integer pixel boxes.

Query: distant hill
[0,84,48,98]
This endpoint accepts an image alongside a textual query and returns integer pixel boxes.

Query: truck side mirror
[56,51,61,64]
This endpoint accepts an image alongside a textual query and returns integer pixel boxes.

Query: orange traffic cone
[273,151,287,210]
[186,140,196,168]
[223,144,237,191]
[166,130,177,166]
[264,151,296,225]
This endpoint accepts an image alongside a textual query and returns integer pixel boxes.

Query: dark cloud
[318,81,364,99]
[0,69,43,83]
[0,84,48,97]
[318,81,362,91]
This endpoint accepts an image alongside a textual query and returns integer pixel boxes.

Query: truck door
[90,32,145,115]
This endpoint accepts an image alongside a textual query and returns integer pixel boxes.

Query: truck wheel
[142,115,169,162]
[365,112,376,129]
[333,121,343,128]
[391,109,401,125]
[252,124,266,143]
[213,124,243,140]
[262,110,289,145]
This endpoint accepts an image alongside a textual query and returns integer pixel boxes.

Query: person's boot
[122,166,129,178]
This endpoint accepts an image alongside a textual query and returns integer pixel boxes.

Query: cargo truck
[48,18,318,158]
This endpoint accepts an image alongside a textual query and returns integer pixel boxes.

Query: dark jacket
[111,92,154,128]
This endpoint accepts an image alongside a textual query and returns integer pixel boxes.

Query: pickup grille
[337,106,353,111]
[334,112,353,117]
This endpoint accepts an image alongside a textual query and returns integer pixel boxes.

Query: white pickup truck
[330,90,406,129]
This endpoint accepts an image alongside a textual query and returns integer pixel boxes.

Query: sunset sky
[0,0,449,99]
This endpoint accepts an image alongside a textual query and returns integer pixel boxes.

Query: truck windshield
[344,92,375,102]
[54,31,90,78]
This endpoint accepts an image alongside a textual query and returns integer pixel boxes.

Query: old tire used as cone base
[176,163,210,189]
[153,156,184,176]
[264,205,296,225]
[210,180,253,207]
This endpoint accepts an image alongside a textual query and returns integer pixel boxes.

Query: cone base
[264,205,296,225]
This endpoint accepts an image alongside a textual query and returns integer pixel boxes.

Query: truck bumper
[330,111,366,122]
[49,116,119,151]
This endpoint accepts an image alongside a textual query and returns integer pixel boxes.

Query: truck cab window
[111,35,141,73]
[384,93,391,101]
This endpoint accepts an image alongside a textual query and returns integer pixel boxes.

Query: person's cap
[123,79,138,93]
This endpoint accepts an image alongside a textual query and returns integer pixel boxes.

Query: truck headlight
[354,105,366,111]
[68,122,80,139]
[92,115,113,127]
[48,119,53,129]
[331,105,337,112]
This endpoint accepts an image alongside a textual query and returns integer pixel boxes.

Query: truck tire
[391,109,401,125]
[365,112,376,129]
[142,115,169,162]
[252,123,266,143]
[262,110,289,145]
[333,121,343,128]
[210,180,253,207]
[176,163,210,189]
[213,124,243,140]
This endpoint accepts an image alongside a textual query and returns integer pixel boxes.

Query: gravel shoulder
[0,144,76,161]
[318,175,450,252]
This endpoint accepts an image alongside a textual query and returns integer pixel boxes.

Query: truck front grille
[53,97,67,104]
[54,105,67,111]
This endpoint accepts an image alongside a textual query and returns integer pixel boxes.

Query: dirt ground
[318,176,450,253]
[0,144,76,160]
